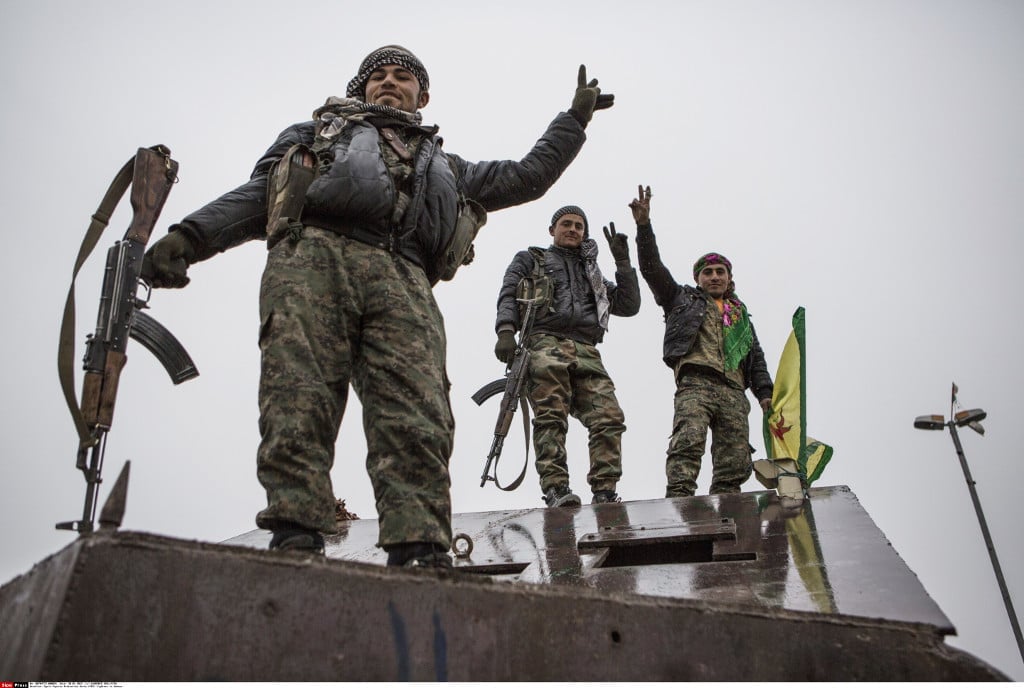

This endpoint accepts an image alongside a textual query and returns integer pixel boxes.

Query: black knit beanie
[550,205,589,238]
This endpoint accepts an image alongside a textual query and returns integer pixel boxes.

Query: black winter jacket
[495,244,641,346]
[171,111,587,285]
[635,223,773,401]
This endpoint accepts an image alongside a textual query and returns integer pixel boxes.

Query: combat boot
[544,484,581,508]
[269,524,325,554]
[591,490,621,504]
[385,542,454,570]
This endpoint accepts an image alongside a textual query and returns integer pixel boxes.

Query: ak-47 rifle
[472,283,542,491]
[56,145,199,534]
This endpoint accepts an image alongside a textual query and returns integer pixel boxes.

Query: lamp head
[954,409,987,435]
[954,408,987,426]
[914,414,946,431]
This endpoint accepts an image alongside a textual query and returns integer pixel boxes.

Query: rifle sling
[492,396,530,492]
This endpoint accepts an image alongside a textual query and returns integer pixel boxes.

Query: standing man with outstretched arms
[142,45,614,568]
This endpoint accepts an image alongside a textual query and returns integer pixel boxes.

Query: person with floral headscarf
[141,45,615,568]
[629,185,773,497]
[494,205,640,507]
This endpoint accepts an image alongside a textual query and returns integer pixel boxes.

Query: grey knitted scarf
[312,96,422,143]
[580,238,610,331]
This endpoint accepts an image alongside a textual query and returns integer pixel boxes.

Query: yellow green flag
[762,307,833,485]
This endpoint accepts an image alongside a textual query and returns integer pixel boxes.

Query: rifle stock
[126,145,177,245]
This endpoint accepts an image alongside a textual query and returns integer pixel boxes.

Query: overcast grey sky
[1,0,1022,678]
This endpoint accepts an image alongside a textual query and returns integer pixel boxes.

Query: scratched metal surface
[223,485,953,631]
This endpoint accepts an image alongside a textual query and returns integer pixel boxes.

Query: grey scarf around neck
[580,238,610,331]
[312,96,422,142]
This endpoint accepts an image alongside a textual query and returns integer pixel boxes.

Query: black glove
[569,64,614,127]
[494,331,517,363]
[603,222,630,264]
[142,229,197,289]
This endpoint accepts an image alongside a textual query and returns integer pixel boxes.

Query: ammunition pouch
[266,143,318,250]
[436,197,487,282]
[518,246,553,319]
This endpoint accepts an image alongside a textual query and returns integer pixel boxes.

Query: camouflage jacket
[635,223,773,401]
[170,112,587,285]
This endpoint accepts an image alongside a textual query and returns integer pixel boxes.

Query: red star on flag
[771,413,792,442]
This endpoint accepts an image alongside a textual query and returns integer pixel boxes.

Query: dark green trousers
[255,228,453,549]
[666,369,752,496]
[526,334,625,494]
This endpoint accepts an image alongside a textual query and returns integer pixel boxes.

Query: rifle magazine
[129,310,199,384]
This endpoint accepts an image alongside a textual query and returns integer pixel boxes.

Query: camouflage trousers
[525,334,625,494]
[666,368,752,496]
[255,227,454,549]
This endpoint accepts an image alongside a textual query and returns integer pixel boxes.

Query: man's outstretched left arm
[451,65,614,211]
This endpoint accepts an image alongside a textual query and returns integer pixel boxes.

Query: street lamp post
[914,384,1024,665]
